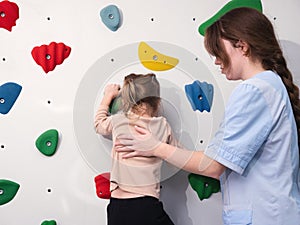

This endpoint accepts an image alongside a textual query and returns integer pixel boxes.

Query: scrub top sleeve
[205,83,272,174]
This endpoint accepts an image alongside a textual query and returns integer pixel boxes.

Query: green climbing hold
[109,95,122,115]
[188,173,220,201]
[198,0,263,36]
[0,179,20,206]
[41,220,57,225]
[35,129,59,156]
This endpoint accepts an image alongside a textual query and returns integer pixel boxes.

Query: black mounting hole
[0,145,4,149]
[2,58,5,61]
[192,17,196,21]
[200,140,203,144]
[150,18,154,22]
[273,17,277,20]
[47,17,51,21]
[110,58,114,62]
[47,100,51,104]
[47,188,52,193]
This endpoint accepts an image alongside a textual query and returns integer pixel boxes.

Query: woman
[116,8,300,224]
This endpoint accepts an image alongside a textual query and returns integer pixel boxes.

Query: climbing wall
[1,0,300,224]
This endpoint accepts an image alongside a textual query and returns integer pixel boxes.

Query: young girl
[94,73,177,225]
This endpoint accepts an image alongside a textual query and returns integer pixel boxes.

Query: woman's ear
[236,40,249,56]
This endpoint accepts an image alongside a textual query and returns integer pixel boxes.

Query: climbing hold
[198,0,263,36]
[138,42,179,71]
[185,80,213,112]
[41,220,57,225]
[31,42,71,73]
[0,179,20,206]
[100,5,121,31]
[0,82,22,115]
[0,0,19,31]
[109,95,122,114]
[94,172,111,199]
[35,129,59,156]
[188,173,220,201]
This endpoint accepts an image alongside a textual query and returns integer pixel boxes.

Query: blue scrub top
[205,71,300,224]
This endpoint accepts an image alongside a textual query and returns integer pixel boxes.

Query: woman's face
[214,39,245,80]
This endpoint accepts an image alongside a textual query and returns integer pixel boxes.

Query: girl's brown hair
[121,73,161,116]
[204,7,300,154]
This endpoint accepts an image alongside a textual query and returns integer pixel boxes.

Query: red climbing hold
[94,172,111,199]
[31,42,71,73]
[0,0,19,31]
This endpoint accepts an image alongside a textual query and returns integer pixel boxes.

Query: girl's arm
[99,84,120,107]
[94,84,120,135]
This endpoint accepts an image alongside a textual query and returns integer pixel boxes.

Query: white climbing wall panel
[1,0,300,224]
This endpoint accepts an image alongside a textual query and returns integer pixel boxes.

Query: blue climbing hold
[185,80,214,112]
[100,5,121,32]
[0,82,22,114]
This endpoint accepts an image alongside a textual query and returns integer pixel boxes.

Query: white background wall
[1,0,300,224]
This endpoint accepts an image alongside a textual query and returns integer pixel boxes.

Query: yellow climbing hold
[138,42,179,71]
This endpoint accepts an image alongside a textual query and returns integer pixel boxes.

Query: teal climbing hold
[185,80,214,112]
[0,82,22,114]
[109,95,122,114]
[188,173,220,201]
[0,179,20,206]
[198,0,263,36]
[41,220,57,225]
[35,129,59,156]
[100,5,121,31]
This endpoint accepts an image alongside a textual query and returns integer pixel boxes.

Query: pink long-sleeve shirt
[94,105,179,198]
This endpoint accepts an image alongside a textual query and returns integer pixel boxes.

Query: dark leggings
[107,196,175,225]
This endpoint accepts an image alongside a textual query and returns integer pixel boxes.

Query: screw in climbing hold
[108,14,114,19]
